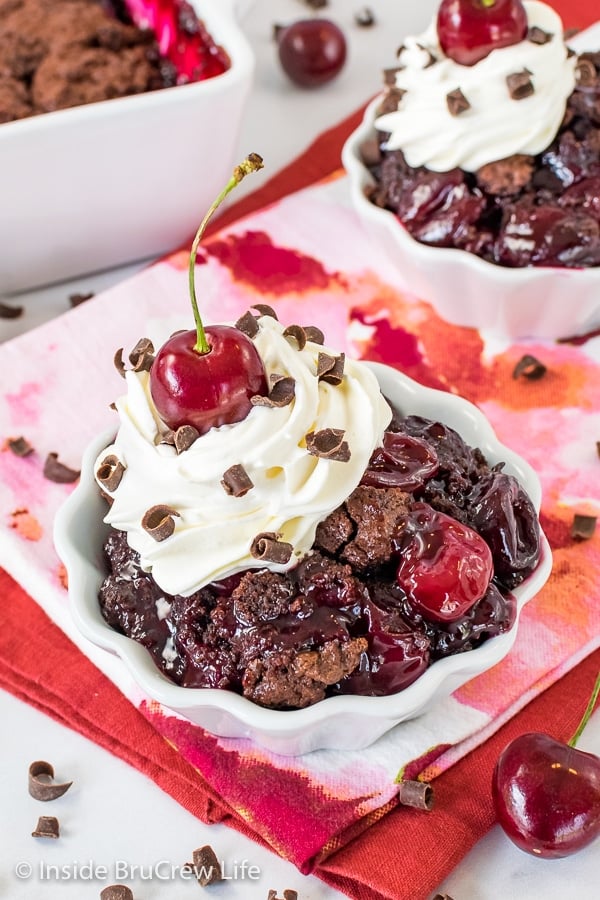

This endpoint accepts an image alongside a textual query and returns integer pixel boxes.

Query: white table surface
[2,1,599,898]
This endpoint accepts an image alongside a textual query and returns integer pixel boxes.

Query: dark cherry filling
[99,414,541,709]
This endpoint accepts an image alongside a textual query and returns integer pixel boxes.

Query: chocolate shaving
[156,429,176,447]
[0,300,24,319]
[306,428,351,462]
[596,440,600,459]
[174,425,200,453]
[355,7,375,27]
[571,513,597,541]
[397,779,434,811]
[28,760,73,801]
[360,137,382,167]
[235,310,260,338]
[303,325,325,345]
[575,58,597,88]
[507,69,534,100]
[512,354,547,380]
[141,505,180,541]
[100,888,134,900]
[283,324,307,350]
[114,348,126,378]
[252,303,278,320]
[96,455,126,492]
[68,291,94,307]
[527,26,552,45]
[250,532,293,564]
[128,337,155,373]
[383,67,403,85]
[221,464,254,497]
[416,42,437,68]
[377,87,406,114]
[32,816,60,838]
[7,436,34,457]
[43,453,80,484]
[446,88,470,116]
[192,846,223,886]
[317,352,345,385]
[251,376,295,408]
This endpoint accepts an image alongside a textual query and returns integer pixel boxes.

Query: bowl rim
[54,361,552,738]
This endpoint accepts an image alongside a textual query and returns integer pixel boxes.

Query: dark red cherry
[394,503,493,622]
[361,431,439,491]
[150,327,268,434]
[277,19,347,88]
[437,0,528,66]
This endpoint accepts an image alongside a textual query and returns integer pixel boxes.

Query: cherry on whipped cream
[437,0,528,66]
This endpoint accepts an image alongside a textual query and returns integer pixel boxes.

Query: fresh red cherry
[149,154,268,434]
[493,673,600,857]
[276,19,347,88]
[437,0,528,66]
[393,503,493,622]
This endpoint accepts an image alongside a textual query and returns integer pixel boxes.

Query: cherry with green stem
[492,670,600,858]
[150,154,269,435]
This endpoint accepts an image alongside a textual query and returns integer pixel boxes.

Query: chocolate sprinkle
[100,888,134,900]
[7,436,34,457]
[0,300,24,319]
[506,69,534,100]
[28,760,73,801]
[221,464,254,497]
[141,505,180,541]
[283,324,307,350]
[527,26,552,45]
[251,375,296,408]
[571,513,597,541]
[252,303,278,320]
[32,815,60,838]
[43,453,80,483]
[317,352,345,385]
[512,354,547,380]
[235,310,260,338]
[446,87,470,116]
[306,428,351,462]
[575,58,597,87]
[68,291,94,307]
[355,7,375,27]
[114,348,126,378]
[97,455,126,492]
[192,846,223,886]
[303,325,325,345]
[128,337,155,373]
[250,532,294,564]
[397,780,434,811]
[174,425,200,453]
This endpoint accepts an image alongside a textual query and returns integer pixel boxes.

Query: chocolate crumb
[192,845,223,886]
[174,425,200,453]
[527,26,552,44]
[141,505,180,541]
[571,513,597,541]
[32,815,60,838]
[283,324,307,350]
[512,354,547,380]
[0,301,24,319]
[306,428,351,462]
[28,760,73,801]
[114,348,126,378]
[236,310,260,338]
[100,888,134,900]
[317,352,345,385]
[355,7,375,27]
[251,376,295,408]
[446,88,470,116]
[128,337,155,373]
[96,455,126,492]
[507,69,534,100]
[575,58,596,87]
[221,464,254,497]
[7,436,34,457]
[43,453,80,484]
[303,325,325,345]
[68,291,94,307]
[252,303,278,320]
[397,780,434,810]
[250,532,294,564]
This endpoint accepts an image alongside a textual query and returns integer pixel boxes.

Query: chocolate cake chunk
[476,154,535,196]
[231,571,300,626]
[314,506,354,554]
[340,484,411,570]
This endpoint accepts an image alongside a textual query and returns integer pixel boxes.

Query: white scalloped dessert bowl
[54,362,551,756]
[342,23,600,343]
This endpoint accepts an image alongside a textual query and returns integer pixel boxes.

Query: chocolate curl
[221,464,254,497]
[571,513,597,541]
[416,42,437,68]
[7,436,34,457]
[251,303,278,320]
[317,352,345,385]
[43,453,80,483]
[250,532,293,564]
[446,88,470,116]
[527,25,552,45]
[96,455,126,492]
[283,324,307,350]
[32,816,60,838]
[268,891,299,900]
[512,353,547,380]
[100,888,134,900]
[355,7,375,27]
[141,505,180,542]
[235,310,260,338]
[0,300,24,319]
[251,375,295,408]
[191,845,223,886]
[397,779,434,810]
[114,348,126,378]
[506,69,534,100]
[128,337,155,372]
[306,428,351,462]
[303,325,325,345]
[173,425,200,453]
[28,760,73,801]
[575,58,597,87]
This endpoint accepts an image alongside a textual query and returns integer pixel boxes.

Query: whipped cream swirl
[375,0,576,172]
[96,316,391,597]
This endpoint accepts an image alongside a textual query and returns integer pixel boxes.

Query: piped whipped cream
[96,315,391,597]
[375,0,576,173]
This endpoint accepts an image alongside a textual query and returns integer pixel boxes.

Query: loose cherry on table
[276,18,347,88]
[149,154,269,435]
[436,0,528,66]
[493,672,600,858]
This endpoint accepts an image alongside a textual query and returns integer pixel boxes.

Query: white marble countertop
[1,2,599,898]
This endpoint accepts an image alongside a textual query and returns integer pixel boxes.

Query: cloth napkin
[2,4,600,898]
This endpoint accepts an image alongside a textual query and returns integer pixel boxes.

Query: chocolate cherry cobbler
[363,0,600,268]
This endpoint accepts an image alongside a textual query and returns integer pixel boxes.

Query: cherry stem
[569,670,600,748]
[481,0,496,7]
[188,153,264,354]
